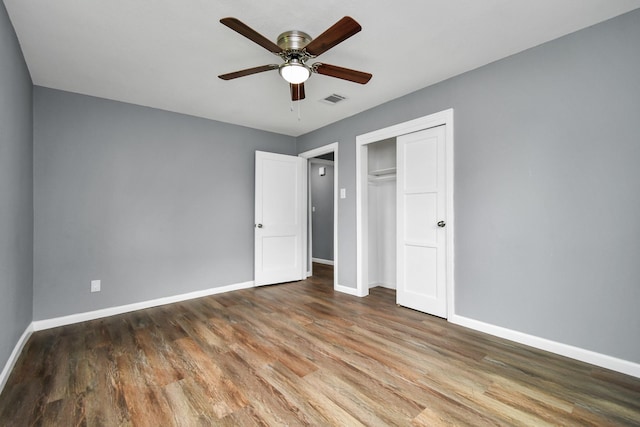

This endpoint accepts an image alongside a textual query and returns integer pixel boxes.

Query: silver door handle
[255,223,263,228]
[437,221,446,228]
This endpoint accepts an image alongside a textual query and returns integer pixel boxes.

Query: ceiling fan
[218,16,372,101]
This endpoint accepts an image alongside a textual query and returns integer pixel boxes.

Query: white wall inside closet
[367,138,397,289]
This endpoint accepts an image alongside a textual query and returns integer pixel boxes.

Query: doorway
[355,109,454,318]
[299,143,339,290]
[309,155,335,271]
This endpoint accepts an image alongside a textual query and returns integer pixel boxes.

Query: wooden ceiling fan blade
[304,16,361,56]
[290,83,306,101]
[220,17,282,54]
[218,64,279,80]
[313,63,372,84]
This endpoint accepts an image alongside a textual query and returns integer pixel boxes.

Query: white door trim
[356,109,454,316]
[299,143,339,291]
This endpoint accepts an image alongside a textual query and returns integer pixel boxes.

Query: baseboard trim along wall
[312,257,334,266]
[32,281,255,331]
[449,314,640,379]
[0,324,34,395]
[335,284,360,297]
[7,282,637,394]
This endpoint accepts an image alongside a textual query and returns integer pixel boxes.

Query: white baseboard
[0,323,34,395]
[334,283,363,297]
[449,314,640,379]
[32,281,255,331]
[312,258,334,266]
[369,282,396,290]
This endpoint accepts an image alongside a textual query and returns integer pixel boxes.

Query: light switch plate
[340,188,346,199]
[91,279,101,293]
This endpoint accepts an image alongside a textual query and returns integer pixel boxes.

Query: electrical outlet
[91,279,101,293]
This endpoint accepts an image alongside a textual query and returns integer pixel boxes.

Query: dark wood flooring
[1,263,640,426]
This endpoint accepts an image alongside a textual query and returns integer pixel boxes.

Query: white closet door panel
[404,193,437,244]
[404,245,437,296]
[404,138,438,191]
[397,126,447,317]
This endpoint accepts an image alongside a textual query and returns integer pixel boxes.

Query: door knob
[255,223,263,228]
[437,221,446,228]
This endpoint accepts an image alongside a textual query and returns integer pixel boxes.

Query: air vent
[321,94,347,105]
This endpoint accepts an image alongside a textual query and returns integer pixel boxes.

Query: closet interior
[367,138,397,290]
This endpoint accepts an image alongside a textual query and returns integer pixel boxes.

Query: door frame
[355,109,455,316]
[308,157,335,275]
[299,142,339,291]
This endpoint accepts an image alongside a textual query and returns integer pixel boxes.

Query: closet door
[396,126,447,318]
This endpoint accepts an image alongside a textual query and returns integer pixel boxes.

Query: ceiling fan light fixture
[279,60,311,84]
[219,17,371,101]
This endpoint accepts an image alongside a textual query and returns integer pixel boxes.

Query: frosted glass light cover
[280,63,310,84]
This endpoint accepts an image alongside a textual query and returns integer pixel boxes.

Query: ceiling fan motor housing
[277,30,313,51]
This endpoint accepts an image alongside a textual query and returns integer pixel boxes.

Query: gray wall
[0,2,33,373]
[310,162,334,261]
[297,10,640,363]
[33,87,295,320]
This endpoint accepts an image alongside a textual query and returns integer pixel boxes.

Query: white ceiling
[4,0,639,136]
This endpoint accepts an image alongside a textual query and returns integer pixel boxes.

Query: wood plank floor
[1,263,640,426]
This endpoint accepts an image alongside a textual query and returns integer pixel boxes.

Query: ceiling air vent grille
[321,94,347,105]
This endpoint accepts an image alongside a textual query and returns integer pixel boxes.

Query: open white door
[396,126,448,317]
[255,151,306,286]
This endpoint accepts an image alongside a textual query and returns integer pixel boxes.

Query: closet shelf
[368,167,396,177]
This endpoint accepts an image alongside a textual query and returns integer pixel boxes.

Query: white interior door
[255,151,305,286]
[396,126,448,317]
